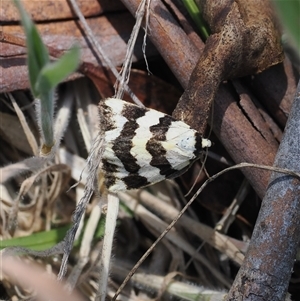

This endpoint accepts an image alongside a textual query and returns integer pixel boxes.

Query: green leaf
[0,218,105,251]
[14,0,49,97]
[0,225,71,251]
[35,45,80,94]
[181,0,210,40]
[273,0,300,54]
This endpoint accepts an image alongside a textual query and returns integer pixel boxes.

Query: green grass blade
[14,0,50,97]
[35,45,80,93]
[181,0,210,40]
[0,218,105,251]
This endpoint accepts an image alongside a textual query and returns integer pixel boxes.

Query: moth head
[173,132,211,159]
[192,133,211,158]
[201,138,211,148]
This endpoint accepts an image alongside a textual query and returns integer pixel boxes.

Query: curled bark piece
[173,0,284,133]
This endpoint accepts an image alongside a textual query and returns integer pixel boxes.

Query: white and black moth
[99,98,211,192]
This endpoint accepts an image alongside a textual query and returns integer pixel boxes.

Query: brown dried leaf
[82,64,181,113]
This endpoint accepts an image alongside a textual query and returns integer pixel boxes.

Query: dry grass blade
[215,179,250,233]
[115,0,150,101]
[0,157,47,183]
[97,193,119,301]
[53,90,74,149]
[134,190,244,264]
[58,148,88,183]
[67,199,102,291]
[120,192,231,288]
[9,93,39,155]
[131,273,226,301]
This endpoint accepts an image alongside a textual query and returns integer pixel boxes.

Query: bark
[0,12,158,92]
[225,81,300,301]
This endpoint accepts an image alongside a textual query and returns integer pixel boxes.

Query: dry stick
[67,0,143,106]
[226,83,300,300]
[112,162,300,300]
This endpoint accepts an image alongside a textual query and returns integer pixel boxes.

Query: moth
[99,98,211,192]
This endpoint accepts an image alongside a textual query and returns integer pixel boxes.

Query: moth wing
[99,98,206,191]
